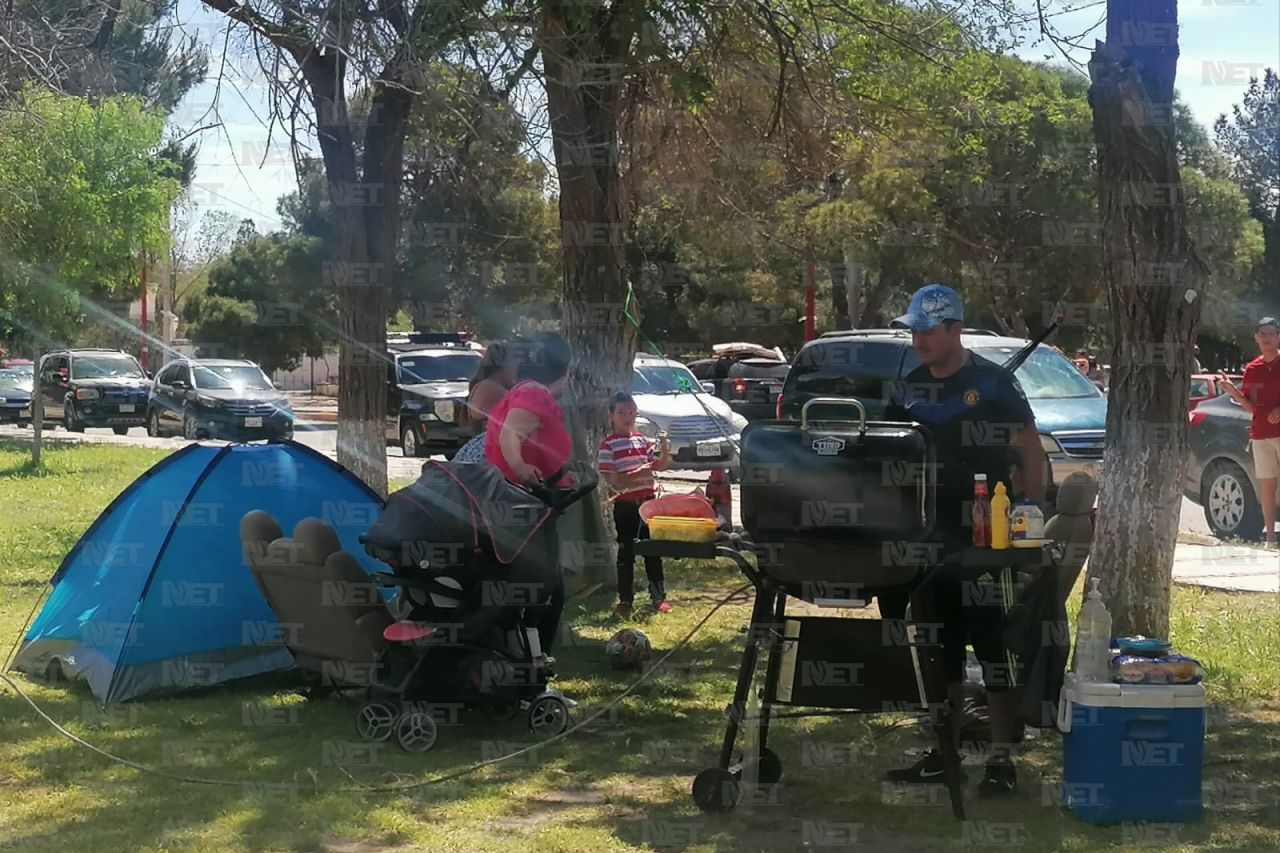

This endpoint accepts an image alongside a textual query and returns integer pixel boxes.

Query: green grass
[1,442,1279,852]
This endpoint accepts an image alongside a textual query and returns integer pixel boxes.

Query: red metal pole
[139,249,148,372]
[803,260,816,342]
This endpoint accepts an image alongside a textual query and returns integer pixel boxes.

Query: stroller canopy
[365,461,555,571]
[10,441,383,703]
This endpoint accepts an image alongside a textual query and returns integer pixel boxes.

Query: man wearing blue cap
[881,283,1048,797]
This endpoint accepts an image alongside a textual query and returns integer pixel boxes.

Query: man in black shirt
[880,284,1047,797]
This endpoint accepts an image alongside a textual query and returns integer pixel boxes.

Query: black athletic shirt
[884,351,1036,543]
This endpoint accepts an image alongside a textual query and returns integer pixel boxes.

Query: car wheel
[147,410,162,438]
[64,402,84,433]
[401,423,427,458]
[112,426,129,436]
[1202,459,1264,541]
[183,413,200,441]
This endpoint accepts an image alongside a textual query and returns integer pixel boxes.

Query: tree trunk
[540,0,638,587]
[844,252,862,328]
[830,260,850,329]
[307,71,388,497]
[1087,2,1204,638]
[29,343,42,467]
[861,266,892,327]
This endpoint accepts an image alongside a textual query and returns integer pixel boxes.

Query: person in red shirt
[598,393,673,616]
[1219,316,1280,546]
[483,333,574,487]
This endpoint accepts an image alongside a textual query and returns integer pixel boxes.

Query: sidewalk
[1171,543,1279,593]
[286,390,337,423]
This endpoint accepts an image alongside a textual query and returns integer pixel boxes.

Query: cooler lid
[1063,672,1206,708]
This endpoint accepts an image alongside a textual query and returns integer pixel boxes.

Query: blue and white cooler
[1058,672,1207,824]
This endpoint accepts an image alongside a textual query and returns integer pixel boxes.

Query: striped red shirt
[598,432,658,501]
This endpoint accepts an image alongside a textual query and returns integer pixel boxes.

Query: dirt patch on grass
[322,841,421,853]
[492,787,620,830]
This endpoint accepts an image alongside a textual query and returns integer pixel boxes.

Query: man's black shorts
[936,566,1024,692]
[878,566,1025,693]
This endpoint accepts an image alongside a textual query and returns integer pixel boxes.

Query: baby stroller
[355,459,598,748]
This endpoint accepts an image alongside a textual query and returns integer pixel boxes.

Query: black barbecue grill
[637,398,1054,820]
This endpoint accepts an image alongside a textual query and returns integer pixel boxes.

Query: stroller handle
[528,461,599,513]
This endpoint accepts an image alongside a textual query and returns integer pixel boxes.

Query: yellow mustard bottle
[990,482,1011,550]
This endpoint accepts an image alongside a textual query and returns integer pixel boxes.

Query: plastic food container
[648,516,719,542]
[640,493,716,523]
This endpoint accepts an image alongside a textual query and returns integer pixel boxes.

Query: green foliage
[3,1,206,111]
[624,6,1264,357]
[104,0,208,112]
[383,63,559,339]
[0,87,181,351]
[184,233,337,374]
[1214,69,1280,225]
[1213,68,1280,337]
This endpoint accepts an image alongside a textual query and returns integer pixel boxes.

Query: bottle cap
[975,474,987,482]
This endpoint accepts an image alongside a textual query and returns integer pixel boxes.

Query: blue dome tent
[10,441,385,703]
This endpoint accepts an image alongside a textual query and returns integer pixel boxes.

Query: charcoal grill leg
[910,577,966,820]
[757,592,788,757]
[718,585,775,770]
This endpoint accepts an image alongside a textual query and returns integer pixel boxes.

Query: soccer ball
[605,628,652,670]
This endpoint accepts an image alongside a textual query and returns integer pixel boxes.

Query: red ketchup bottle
[972,473,991,547]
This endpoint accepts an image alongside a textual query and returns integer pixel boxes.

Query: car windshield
[0,372,32,392]
[398,354,480,384]
[784,340,905,416]
[973,346,1101,399]
[633,364,700,395]
[730,359,789,379]
[193,364,274,392]
[71,355,145,380]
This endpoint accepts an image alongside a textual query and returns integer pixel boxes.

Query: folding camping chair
[240,512,395,679]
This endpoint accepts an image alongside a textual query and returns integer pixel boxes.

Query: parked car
[0,368,33,426]
[1188,373,1242,412]
[4,361,34,381]
[1185,394,1280,540]
[147,358,293,441]
[689,344,790,423]
[38,348,150,434]
[632,354,748,470]
[779,330,1107,485]
[387,343,483,457]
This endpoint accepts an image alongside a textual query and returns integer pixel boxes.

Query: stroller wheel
[527,693,571,737]
[394,710,439,753]
[355,700,398,742]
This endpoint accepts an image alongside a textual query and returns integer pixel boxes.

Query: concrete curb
[293,410,337,423]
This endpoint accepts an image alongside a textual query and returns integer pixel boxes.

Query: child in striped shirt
[598,392,673,616]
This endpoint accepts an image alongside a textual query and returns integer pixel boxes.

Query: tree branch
[89,0,123,53]
[198,0,313,65]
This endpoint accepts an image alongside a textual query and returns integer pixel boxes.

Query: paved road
[0,420,1217,535]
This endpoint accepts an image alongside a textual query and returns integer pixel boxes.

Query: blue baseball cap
[891,284,964,332]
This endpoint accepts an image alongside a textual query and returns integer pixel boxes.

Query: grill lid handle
[801,397,868,433]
